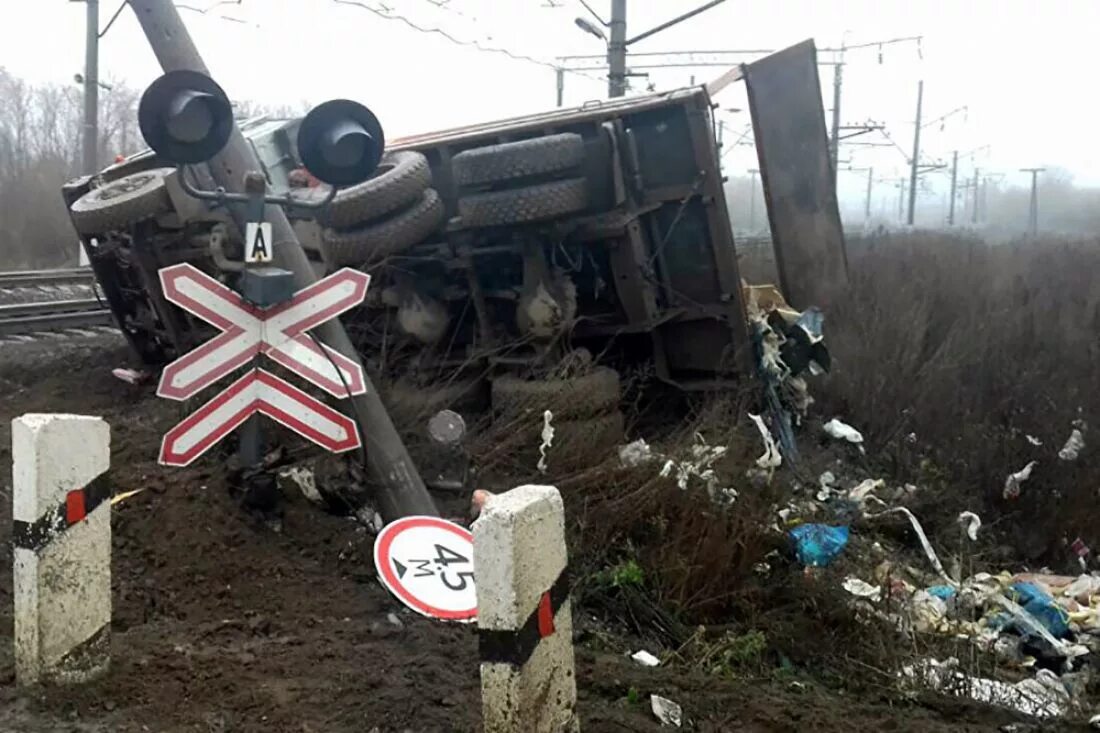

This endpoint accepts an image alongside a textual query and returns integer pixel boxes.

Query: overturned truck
[62,39,845,461]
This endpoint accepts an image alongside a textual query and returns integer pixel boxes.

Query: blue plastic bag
[926,585,957,601]
[1008,582,1070,639]
[789,524,849,567]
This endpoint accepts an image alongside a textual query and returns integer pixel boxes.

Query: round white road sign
[373,516,477,622]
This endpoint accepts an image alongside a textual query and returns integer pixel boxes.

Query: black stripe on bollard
[478,567,570,668]
[12,473,110,552]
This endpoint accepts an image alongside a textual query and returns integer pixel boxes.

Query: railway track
[0,299,115,337]
[0,267,97,289]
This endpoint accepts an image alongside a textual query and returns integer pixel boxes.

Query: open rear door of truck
[743,39,849,310]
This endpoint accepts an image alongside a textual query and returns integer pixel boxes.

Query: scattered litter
[823,418,864,448]
[278,466,324,506]
[111,367,151,385]
[847,479,884,507]
[958,511,982,541]
[619,439,654,467]
[789,524,849,567]
[908,590,948,633]
[658,434,729,499]
[1003,461,1037,500]
[650,695,682,727]
[904,657,1069,718]
[386,612,404,628]
[926,585,957,601]
[747,413,782,469]
[1008,583,1070,639]
[1071,538,1091,571]
[816,471,836,501]
[1059,428,1085,461]
[537,410,554,473]
[867,506,955,585]
[631,650,660,667]
[1026,434,1043,447]
[1090,712,1100,729]
[843,577,881,601]
[110,488,145,506]
[1063,574,1100,603]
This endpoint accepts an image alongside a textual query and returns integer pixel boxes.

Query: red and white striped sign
[159,369,360,467]
[157,264,370,400]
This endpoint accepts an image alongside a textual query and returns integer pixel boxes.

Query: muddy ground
[0,336,1065,731]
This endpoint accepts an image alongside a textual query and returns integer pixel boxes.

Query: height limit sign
[245,222,273,263]
[374,516,477,623]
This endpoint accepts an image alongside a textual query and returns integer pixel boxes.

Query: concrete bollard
[12,414,111,686]
[473,485,578,732]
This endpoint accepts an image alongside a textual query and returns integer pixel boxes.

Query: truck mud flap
[744,39,848,310]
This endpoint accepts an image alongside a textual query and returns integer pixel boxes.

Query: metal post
[555,67,564,107]
[1021,167,1044,236]
[748,168,758,231]
[830,51,843,183]
[83,0,100,175]
[608,0,627,98]
[971,168,980,225]
[128,0,438,520]
[947,150,958,226]
[906,80,923,226]
[864,166,873,223]
[897,179,906,222]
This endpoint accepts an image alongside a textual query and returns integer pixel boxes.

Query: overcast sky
[2,0,1097,215]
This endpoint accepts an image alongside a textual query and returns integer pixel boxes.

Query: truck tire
[547,411,625,468]
[323,150,432,229]
[323,188,445,267]
[453,133,585,187]
[458,178,587,228]
[383,377,489,424]
[491,366,620,420]
[69,168,175,235]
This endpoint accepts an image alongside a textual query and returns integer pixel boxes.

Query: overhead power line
[331,0,603,83]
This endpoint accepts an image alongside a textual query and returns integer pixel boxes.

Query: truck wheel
[69,168,175,235]
[491,366,620,420]
[323,150,432,229]
[323,188,445,267]
[453,133,585,187]
[383,377,489,425]
[547,410,625,468]
[458,178,587,228]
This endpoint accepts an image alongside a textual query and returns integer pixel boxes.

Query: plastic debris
[926,585,957,601]
[619,439,654,467]
[537,410,554,473]
[631,650,660,667]
[1059,428,1085,461]
[650,695,682,727]
[958,511,982,541]
[843,577,881,601]
[1002,461,1037,500]
[278,466,324,506]
[1026,434,1043,447]
[747,413,782,469]
[658,434,728,498]
[908,590,948,632]
[823,418,864,447]
[848,479,885,507]
[1063,574,1100,604]
[111,367,151,385]
[904,657,1069,718]
[867,506,955,585]
[789,524,849,567]
[1008,583,1070,639]
[1090,712,1100,729]
[816,471,836,501]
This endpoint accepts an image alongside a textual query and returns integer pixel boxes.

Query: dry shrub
[819,232,1100,559]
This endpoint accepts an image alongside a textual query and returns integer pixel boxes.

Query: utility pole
[747,168,758,231]
[555,67,564,106]
[128,0,438,520]
[578,0,727,98]
[1021,167,1045,236]
[971,168,980,225]
[829,44,844,182]
[947,150,958,226]
[897,179,906,222]
[906,80,923,226]
[82,0,100,175]
[864,166,873,223]
[607,0,627,97]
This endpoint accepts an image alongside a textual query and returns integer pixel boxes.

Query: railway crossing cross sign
[156,263,370,467]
